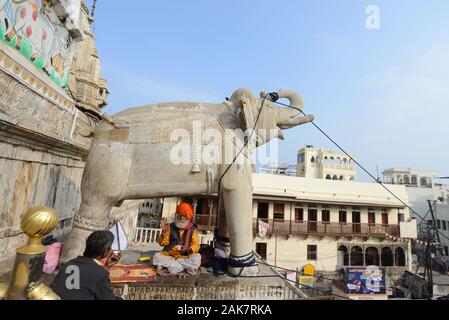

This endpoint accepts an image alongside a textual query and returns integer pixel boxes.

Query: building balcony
[322,163,355,170]
[252,219,400,238]
[191,216,400,238]
[193,214,217,232]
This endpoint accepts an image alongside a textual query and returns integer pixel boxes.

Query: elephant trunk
[276,90,304,111]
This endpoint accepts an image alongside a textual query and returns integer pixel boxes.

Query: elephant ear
[240,96,256,132]
[231,89,257,132]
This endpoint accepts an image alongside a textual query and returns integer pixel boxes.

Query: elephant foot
[227,251,260,277]
[60,226,95,262]
[228,264,260,277]
[214,235,231,258]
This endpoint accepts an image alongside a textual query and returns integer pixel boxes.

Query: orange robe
[158,224,200,259]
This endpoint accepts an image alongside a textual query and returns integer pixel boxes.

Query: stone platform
[113,250,306,300]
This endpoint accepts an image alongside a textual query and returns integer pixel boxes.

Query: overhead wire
[272,99,449,246]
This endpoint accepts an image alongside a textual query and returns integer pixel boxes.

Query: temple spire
[91,0,97,18]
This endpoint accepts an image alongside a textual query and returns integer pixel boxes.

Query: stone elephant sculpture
[62,88,314,276]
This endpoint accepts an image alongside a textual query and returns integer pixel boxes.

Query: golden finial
[17,207,58,255]
[27,282,61,300]
[6,207,58,300]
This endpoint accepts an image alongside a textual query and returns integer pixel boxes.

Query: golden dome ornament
[7,207,58,300]
[18,207,58,255]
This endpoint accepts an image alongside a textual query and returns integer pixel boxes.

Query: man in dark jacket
[51,230,122,300]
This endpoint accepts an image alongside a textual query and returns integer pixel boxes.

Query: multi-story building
[433,203,449,256]
[382,168,449,239]
[296,146,357,181]
[137,199,164,228]
[382,168,437,188]
[260,163,297,176]
[160,173,417,277]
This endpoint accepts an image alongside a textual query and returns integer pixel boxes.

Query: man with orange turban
[153,202,201,274]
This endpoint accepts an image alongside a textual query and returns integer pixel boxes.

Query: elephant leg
[214,194,230,257]
[222,164,259,276]
[60,199,115,262]
[61,145,130,262]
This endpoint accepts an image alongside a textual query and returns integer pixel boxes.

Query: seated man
[153,202,201,274]
[51,230,122,300]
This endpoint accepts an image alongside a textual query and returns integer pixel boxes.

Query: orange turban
[175,202,194,220]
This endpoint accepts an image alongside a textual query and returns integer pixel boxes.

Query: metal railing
[133,227,162,243]
[133,227,214,245]
[252,219,400,237]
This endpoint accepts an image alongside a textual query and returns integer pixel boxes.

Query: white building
[296,146,357,181]
[160,173,417,276]
[382,168,448,225]
[382,168,437,188]
[260,163,297,176]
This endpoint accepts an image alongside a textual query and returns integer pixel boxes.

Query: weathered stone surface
[0,1,108,263]
[112,258,304,300]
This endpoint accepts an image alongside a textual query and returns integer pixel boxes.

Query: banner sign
[346,267,385,295]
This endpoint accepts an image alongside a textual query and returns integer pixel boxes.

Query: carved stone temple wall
[0,0,108,262]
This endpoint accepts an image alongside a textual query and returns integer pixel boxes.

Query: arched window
[326,175,332,180]
[411,175,418,185]
[311,156,315,163]
[365,247,379,266]
[339,176,344,181]
[338,245,349,266]
[404,175,410,184]
[332,175,338,180]
[395,247,406,266]
[381,247,394,266]
[351,246,363,266]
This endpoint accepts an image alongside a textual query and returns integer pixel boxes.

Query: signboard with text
[346,267,386,295]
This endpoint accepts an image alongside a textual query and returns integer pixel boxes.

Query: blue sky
[88,0,449,181]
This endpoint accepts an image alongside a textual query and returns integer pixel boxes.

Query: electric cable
[272,99,449,246]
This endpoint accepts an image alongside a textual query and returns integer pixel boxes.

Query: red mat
[109,264,157,283]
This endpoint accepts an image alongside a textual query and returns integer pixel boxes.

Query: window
[398,213,405,222]
[381,247,394,266]
[273,203,285,220]
[298,154,305,163]
[321,209,330,223]
[382,212,389,225]
[338,245,349,266]
[326,175,331,180]
[257,202,269,220]
[351,246,363,266]
[256,243,267,260]
[394,248,406,266]
[352,211,361,234]
[307,245,317,260]
[339,211,347,223]
[437,220,441,229]
[295,208,304,221]
[368,212,376,224]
